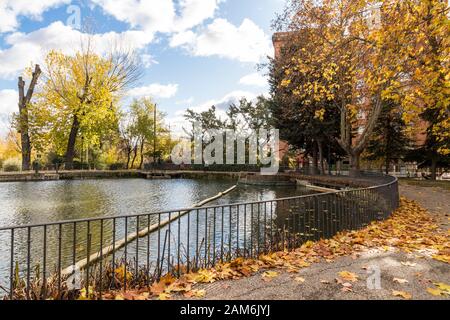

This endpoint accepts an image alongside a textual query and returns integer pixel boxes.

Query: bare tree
[18,64,41,171]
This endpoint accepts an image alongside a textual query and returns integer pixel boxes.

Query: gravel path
[399,182,450,230]
[189,250,448,300]
[176,183,450,300]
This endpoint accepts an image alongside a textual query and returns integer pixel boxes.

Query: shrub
[2,158,21,172]
[109,162,125,170]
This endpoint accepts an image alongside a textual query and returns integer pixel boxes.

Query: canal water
[0,178,315,288]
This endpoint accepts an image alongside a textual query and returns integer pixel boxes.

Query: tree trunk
[126,147,131,169]
[18,77,32,170]
[349,152,361,177]
[17,65,41,171]
[312,143,319,175]
[430,156,437,180]
[317,140,325,175]
[65,115,80,170]
[338,95,384,179]
[385,156,390,175]
[138,139,145,169]
[130,145,138,169]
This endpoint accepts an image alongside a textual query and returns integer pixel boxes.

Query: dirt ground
[175,182,450,300]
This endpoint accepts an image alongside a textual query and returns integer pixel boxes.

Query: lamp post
[81,136,84,170]
[153,104,157,166]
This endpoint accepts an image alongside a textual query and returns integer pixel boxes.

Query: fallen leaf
[432,254,450,264]
[158,293,171,300]
[338,271,359,282]
[341,282,353,292]
[262,271,279,281]
[401,261,417,267]
[294,276,305,283]
[150,281,166,296]
[434,282,450,295]
[392,290,412,300]
[427,287,444,296]
[393,278,409,284]
[184,289,206,298]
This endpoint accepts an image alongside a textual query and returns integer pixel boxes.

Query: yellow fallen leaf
[294,277,305,283]
[158,293,171,300]
[392,290,412,300]
[187,269,216,283]
[262,271,279,281]
[338,271,359,282]
[427,288,444,296]
[432,255,450,264]
[434,282,450,295]
[184,289,206,298]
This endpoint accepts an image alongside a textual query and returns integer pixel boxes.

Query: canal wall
[0,170,374,189]
[0,170,243,183]
[0,170,143,182]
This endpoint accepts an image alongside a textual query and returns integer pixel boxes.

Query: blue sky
[0,0,285,136]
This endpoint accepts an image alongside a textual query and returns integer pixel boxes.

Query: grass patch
[399,179,450,191]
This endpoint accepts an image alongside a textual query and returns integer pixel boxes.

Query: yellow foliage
[0,132,20,161]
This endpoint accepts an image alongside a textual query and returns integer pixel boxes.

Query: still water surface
[0,178,313,287]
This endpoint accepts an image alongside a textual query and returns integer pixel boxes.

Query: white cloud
[189,90,260,113]
[0,21,154,79]
[0,89,18,116]
[176,97,194,105]
[141,54,159,68]
[0,0,70,33]
[128,83,179,99]
[91,0,175,33]
[174,0,222,31]
[170,18,273,63]
[239,72,268,87]
[90,0,221,33]
[0,89,18,137]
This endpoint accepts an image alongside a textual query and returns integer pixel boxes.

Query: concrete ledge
[239,174,296,186]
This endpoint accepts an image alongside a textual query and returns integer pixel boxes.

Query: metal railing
[0,172,398,300]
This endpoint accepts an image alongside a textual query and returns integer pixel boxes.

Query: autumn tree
[275,0,411,176]
[36,38,141,169]
[0,130,21,166]
[130,98,167,169]
[119,98,168,169]
[382,0,449,179]
[119,113,139,169]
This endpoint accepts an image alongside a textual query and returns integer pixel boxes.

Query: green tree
[365,100,412,174]
[123,98,168,169]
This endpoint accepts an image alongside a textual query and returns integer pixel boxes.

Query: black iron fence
[0,173,398,300]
